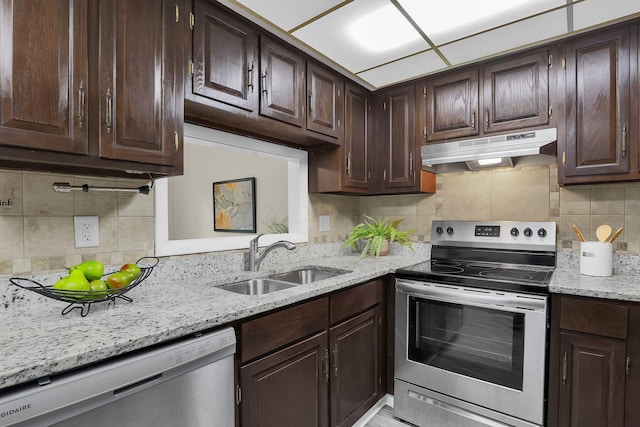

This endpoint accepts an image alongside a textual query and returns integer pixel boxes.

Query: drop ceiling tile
[439,9,568,65]
[292,0,431,73]
[573,0,640,31]
[399,0,567,46]
[357,50,447,88]
[232,0,345,31]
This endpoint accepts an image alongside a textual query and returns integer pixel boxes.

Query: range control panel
[431,220,557,252]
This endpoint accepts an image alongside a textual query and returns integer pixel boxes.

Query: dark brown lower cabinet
[549,294,640,427]
[240,332,329,427]
[237,278,386,427]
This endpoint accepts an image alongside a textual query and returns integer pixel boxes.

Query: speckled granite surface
[0,242,428,391]
[551,249,640,302]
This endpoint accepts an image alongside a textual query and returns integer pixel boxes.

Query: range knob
[446,226,454,235]
[436,226,444,235]
[510,227,519,237]
[523,227,533,237]
[537,228,547,237]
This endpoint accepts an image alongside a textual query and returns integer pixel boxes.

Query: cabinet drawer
[560,297,628,339]
[330,279,383,325]
[240,297,328,362]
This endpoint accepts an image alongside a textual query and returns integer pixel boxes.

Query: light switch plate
[319,215,331,232]
[74,216,99,248]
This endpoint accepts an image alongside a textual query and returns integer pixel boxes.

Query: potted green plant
[343,215,415,258]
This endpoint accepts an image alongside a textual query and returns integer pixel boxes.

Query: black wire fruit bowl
[9,257,159,317]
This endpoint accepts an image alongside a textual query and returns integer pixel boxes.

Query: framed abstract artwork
[213,177,256,233]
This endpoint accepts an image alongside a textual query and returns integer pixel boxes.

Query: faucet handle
[250,233,264,248]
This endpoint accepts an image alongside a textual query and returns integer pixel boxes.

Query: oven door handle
[396,279,546,311]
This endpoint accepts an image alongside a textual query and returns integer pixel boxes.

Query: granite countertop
[0,254,426,391]
[550,267,640,302]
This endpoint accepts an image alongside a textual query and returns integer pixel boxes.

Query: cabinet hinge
[562,151,566,165]
[174,131,179,152]
[562,58,566,69]
[548,106,553,118]
[548,54,553,68]
[175,4,180,22]
[189,12,195,30]
[189,60,194,76]
[236,385,242,405]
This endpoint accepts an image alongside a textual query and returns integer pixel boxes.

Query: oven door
[395,279,548,425]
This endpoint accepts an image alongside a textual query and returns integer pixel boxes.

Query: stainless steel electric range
[394,220,556,427]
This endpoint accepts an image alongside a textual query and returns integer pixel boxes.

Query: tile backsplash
[3,163,640,275]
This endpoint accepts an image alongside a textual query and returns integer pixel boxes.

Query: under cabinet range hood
[421,128,557,171]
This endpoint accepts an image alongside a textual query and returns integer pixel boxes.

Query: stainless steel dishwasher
[0,327,236,427]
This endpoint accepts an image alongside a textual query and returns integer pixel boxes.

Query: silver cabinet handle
[78,81,86,128]
[332,343,338,377]
[622,124,627,157]
[627,356,631,376]
[409,152,413,176]
[485,107,490,128]
[308,93,313,114]
[323,348,329,383]
[105,89,112,133]
[562,350,568,385]
[261,71,268,95]
[247,62,254,93]
[471,109,476,129]
[346,152,351,177]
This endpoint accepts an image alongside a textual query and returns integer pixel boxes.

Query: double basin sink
[217,267,351,295]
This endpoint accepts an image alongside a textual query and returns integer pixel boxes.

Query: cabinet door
[564,27,630,177]
[559,331,626,427]
[343,83,371,190]
[482,49,549,133]
[625,305,640,426]
[307,62,343,138]
[329,306,383,427]
[240,332,329,427]
[426,68,479,141]
[0,0,88,154]
[259,36,305,127]
[98,0,182,166]
[191,0,258,112]
[382,85,416,190]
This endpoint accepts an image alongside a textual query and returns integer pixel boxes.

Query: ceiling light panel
[292,0,430,72]
[232,0,345,32]
[439,9,567,65]
[357,50,447,88]
[572,0,640,31]
[398,0,567,46]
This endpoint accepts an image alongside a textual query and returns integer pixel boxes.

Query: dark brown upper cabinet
[97,0,182,167]
[426,68,479,141]
[0,0,89,154]
[561,26,631,181]
[308,82,371,193]
[482,49,550,133]
[307,61,344,139]
[0,0,183,177]
[191,0,258,112]
[259,36,305,127]
[380,84,417,190]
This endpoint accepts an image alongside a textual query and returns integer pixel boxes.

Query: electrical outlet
[319,215,331,232]
[74,216,99,248]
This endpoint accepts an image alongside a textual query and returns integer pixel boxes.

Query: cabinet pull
[346,152,351,177]
[409,152,414,176]
[562,350,568,385]
[247,62,254,93]
[332,343,339,377]
[78,81,86,128]
[471,109,476,129]
[484,107,489,128]
[236,385,242,405]
[622,124,627,157]
[323,348,329,383]
[627,356,631,376]
[261,71,268,95]
[105,89,112,133]
[308,94,313,114]
[174,131,179,152]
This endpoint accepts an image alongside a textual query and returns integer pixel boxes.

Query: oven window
[408,296,524,390]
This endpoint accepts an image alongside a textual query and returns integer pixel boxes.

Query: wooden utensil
[572,224,586,242]
[608,227,623,243]
[596,224,612,243]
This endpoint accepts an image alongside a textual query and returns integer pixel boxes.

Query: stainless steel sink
[217,278,295,295]
[268,267,350,285]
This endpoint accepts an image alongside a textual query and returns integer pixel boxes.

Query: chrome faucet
[248,234,296,271]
